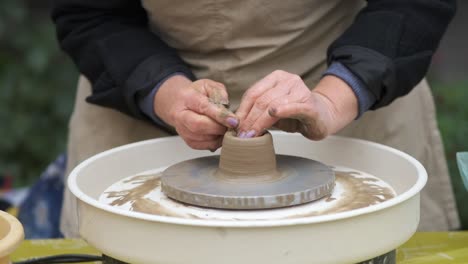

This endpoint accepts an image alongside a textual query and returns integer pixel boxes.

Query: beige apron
[61,0,459,237]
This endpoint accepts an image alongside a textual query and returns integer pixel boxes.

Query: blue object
[18,154,67,239]
[456,152,468,192]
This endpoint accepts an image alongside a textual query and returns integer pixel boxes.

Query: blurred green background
[0,1,467,228]
[0,0,76,187]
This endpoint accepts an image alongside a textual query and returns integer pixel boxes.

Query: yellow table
[12,232,468,263]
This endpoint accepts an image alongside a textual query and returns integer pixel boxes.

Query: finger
[185,90,239,129]
[243,91,304,137]
[238,84,290,134]
[270,103,327,140]
[193,79,229,105]
[184,138,223,151]
[236,70,285,122]
[269,102,314,119]
[176,124,221,142]
[242,111,279,137]
[273,118,302,133]
[204,81,229,105]
[179,110,227,135]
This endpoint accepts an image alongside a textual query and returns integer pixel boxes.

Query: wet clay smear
[100,167,396,220]
[106,174,160,207]
[288,170,395,218]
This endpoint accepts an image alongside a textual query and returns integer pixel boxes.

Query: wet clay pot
[160,131,334,209]
[218,130,277,178]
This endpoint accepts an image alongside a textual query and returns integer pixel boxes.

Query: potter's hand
[154,75,239,150]
[236,70,358,140]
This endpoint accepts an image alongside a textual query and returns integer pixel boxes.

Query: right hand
[154,75,239,151]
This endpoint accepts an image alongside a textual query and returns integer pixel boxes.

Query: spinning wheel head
[161,132,335,209]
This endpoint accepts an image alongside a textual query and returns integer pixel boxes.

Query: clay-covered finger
[242,96,296,137]
[193,79,229,105]
[269,102,313,119]
[204,81,230,105]
[179,110,227,135]
[237,85,290,135]
[183,137,223,151]
[273,118,302,133]
[176,124,221,142]
[185,91,239,129]
[243,110,279,137]
[236,71,284,122]
[269,102,328,140]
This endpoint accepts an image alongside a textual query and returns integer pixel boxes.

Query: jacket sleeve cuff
[137,72,186,128]
[84,28,196,119]
[323,62,376,118]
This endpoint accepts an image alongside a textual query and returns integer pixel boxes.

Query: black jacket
[52,0,456,118]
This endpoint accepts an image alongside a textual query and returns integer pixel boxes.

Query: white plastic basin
[68,132,427,263]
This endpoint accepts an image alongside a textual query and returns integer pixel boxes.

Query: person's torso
[141,0,364,108]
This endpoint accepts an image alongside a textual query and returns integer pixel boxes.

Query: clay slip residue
[103,169,395,220]
[290,170,395,218]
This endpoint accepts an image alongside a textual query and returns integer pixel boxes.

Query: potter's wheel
[160,131,335,209]
[98,131,395,230]
[99,166,395,221]
[68,132,427,264]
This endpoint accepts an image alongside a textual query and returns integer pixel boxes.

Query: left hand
[154,76,238,151]
[236,70,358,140]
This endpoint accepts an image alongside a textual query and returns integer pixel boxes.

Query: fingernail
[227,117,238,128]
[238,131,246,138]
[245,130,256,138]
